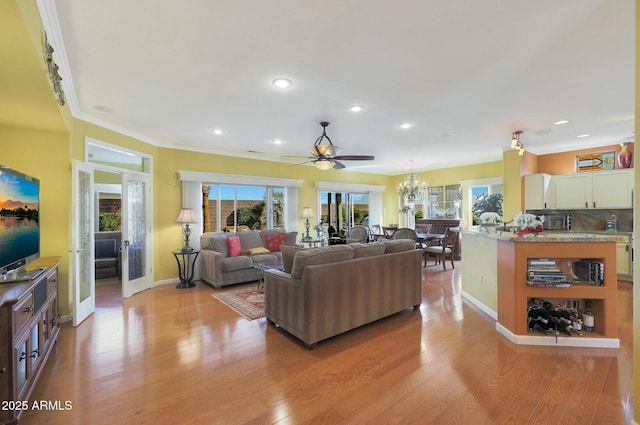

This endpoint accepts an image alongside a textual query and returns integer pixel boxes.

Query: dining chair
[346,225,369,244]
[369,224,384,241]
[390,227,423,250]
[422,228,457,270]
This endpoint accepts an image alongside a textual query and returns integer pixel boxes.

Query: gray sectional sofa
[199,230,298,288]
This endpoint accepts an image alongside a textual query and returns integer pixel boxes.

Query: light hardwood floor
[21,264,633,424]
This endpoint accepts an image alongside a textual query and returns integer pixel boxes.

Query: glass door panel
[122,173,152,298]
[72,160,95,326]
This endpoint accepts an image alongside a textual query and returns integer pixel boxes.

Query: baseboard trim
[495,323,620,348]
[153,278,180,287]
[460,290,497,321]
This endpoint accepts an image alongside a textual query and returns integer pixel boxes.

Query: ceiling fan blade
[333,155,375,161]
[332,160,346,170]
[290,159,314,167]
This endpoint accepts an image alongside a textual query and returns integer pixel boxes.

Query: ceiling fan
[293,121,375,170]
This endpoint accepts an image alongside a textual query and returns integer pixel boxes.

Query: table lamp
[301,207,314,241]
[176,208,197,252]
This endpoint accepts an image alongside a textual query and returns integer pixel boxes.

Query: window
[204,184,285,231]
[460,177,504,227]
[320,191,369,236]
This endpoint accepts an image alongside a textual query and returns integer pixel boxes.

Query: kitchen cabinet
[497,238,618,348]
[524,173,555,209]
[555,169,633,209]
[554,174,591,209]
[615,234,632,280]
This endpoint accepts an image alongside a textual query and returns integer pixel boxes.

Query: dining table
[416,232,445,246]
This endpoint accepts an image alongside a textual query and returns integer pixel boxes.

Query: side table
[300,238,323,247]
[172,249,200,289]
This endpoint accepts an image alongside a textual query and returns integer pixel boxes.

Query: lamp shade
[301,207,314,219]
[176,208,197,223]
[314,159,335,170]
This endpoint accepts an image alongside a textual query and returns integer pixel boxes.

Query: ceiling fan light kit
[314,159,335,170]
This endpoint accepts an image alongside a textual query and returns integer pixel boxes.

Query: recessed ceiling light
[349,105,364,112]
[210,128,223,135]
[272,139,284,145]
[272,78,293,89]
[577,134,590,138]
[400,123,412,129]
[554,120,569,125]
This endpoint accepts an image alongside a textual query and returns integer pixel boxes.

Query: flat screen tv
[0,165,40,274]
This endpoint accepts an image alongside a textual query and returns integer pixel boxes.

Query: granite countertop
[462,228,623,243]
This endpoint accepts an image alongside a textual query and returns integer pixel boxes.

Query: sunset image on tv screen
[0,170,39,270]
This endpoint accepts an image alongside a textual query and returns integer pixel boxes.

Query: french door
[72,160,95,326]
[121,172,153,298]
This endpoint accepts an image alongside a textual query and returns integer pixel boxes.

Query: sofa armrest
[264,270,306,335]
[200,249,224,286]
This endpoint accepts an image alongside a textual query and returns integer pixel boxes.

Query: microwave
[544,214,571,230]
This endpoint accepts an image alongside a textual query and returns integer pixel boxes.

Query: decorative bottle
[570,300,582,335]
[583,301,595,332]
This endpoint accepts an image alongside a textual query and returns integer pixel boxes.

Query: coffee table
[252,260,283,290]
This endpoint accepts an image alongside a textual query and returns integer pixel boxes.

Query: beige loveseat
[199,230,298,289]
[264,240,422,349]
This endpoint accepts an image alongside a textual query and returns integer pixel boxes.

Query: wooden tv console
[0,257,60,424]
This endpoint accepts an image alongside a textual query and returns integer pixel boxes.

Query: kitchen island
[461,230,618,348]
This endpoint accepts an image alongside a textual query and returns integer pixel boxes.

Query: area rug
[212,287,265,320]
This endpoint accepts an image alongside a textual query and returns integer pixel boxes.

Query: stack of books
[527,259,571,287]
[573,259,605,286]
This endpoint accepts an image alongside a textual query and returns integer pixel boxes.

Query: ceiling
[41,0,635,175]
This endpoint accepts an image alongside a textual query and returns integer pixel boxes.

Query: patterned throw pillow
[227,236,242,257]
[265,233,286,252]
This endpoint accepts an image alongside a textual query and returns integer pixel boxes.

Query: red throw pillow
[265,233,286,252]
[227,236,242,257]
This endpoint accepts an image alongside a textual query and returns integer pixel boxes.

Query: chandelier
[398,160,426,203]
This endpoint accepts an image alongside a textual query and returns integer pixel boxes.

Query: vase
[617,142,633,168]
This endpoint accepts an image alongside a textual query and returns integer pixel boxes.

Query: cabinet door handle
[30,350,39,359]
[626,245,629,252]
[585,202,588,208]
[18,352,26,361]
[23,306,33,314]
[0,367,5,375]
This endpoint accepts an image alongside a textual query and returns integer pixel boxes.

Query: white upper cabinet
[555,174,592,209]
[554,169,633,209]
[524,173,555,209]
[592,169,634,208]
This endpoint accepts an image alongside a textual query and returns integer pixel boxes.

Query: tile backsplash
[526,209,633,233]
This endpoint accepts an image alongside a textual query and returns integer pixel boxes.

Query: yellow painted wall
[502,150,524,220]
[0,127,71,312]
